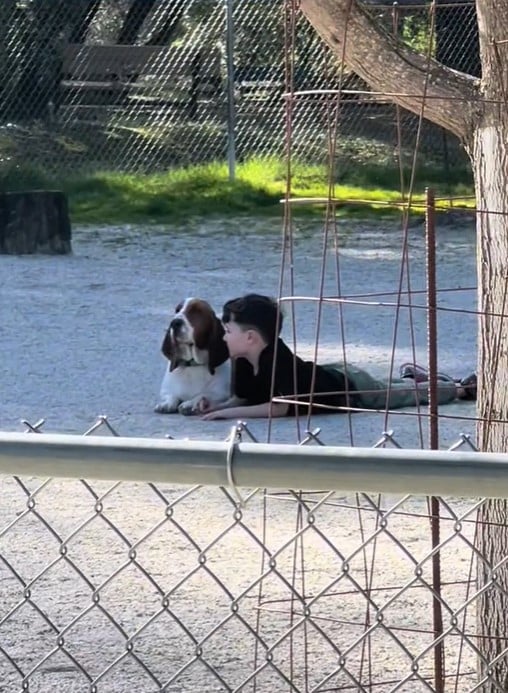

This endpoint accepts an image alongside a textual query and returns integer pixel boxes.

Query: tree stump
[0,191,72,255]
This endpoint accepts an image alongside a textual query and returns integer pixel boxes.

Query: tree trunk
[299,0,508,689]
[145,0,186,45]
[118,0,157,45]
[473,118,508,684]
[2,0,67,122]
[69,0,102,44]
[0,191,72,255]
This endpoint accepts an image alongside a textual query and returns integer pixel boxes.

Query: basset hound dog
[155,298,231,415]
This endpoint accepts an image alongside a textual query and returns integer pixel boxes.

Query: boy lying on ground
[200,293,476,420]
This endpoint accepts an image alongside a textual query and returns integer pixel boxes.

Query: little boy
[201,293,475,420]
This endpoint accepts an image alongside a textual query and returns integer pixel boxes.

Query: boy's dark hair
[222,293,283,344]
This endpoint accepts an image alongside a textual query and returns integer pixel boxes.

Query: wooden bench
[60,44,222,118]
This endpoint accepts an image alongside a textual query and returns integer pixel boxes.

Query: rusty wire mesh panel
[0,0,474,178]
[0,416,496,692]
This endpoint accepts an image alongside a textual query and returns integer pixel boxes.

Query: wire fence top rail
[0,430,505,499]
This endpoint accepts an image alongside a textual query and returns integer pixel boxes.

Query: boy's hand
[195,396,211,414]
[199,398,229,419]
[201,409,228,421]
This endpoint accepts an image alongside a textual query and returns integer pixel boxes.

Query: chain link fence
[3,415,501,692]
[0,0,474,181]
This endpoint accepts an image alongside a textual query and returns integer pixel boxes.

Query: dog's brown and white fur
[155,298,231,415]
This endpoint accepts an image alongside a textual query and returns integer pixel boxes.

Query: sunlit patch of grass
[0,156,474,226]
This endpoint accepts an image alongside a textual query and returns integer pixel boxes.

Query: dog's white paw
[154,400,179,414]
[178,401,198,416]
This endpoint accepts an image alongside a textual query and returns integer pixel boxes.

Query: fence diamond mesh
[1,416,495,692]
[0,0,474,179]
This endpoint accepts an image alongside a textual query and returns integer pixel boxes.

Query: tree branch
[300,0,480,140]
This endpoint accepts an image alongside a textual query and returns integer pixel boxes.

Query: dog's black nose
[170,317,184,330]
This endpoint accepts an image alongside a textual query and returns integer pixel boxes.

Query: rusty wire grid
[258,0,489,690]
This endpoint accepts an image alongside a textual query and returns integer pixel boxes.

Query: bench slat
[60,43,222,115]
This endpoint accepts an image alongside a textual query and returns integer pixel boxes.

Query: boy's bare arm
[201,400,289,420]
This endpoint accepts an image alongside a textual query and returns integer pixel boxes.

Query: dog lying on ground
[154,297,231,415]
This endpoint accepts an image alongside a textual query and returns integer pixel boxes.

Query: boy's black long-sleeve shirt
[233,338,353,415]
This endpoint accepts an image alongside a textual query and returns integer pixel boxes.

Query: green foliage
[401,13,435,55]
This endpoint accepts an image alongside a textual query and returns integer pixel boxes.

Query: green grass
[0,156,474,225]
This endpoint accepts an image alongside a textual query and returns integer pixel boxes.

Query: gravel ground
[0,217,480,692]
[1,216,477,445]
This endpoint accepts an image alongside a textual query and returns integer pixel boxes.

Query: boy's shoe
[458,372,477,400]
[399,362,455,384]
[399,363,428,382]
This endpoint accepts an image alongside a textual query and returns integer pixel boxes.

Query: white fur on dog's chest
[165,361,230,399]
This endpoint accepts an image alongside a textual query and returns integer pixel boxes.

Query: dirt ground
[1,216,477,445]
[0,217,480,691]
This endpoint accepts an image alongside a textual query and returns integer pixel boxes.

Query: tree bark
[0,192,72,255]
[300,0,508,689]
[472,0,508,685]
[69,0,102,44]
[145,0,186,45]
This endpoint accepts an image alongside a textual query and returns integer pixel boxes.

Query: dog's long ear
[205,317,229,374]
[161,330,179,372]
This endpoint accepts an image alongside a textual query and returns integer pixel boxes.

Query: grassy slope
[0,157,474,225]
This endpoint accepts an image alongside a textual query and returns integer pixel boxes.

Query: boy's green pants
[323,363,457,410]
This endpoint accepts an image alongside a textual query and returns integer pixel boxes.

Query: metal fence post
[225,0,236,182]
[426,187,445,693]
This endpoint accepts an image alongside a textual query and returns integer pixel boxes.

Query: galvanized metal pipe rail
[0,431,505,498]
